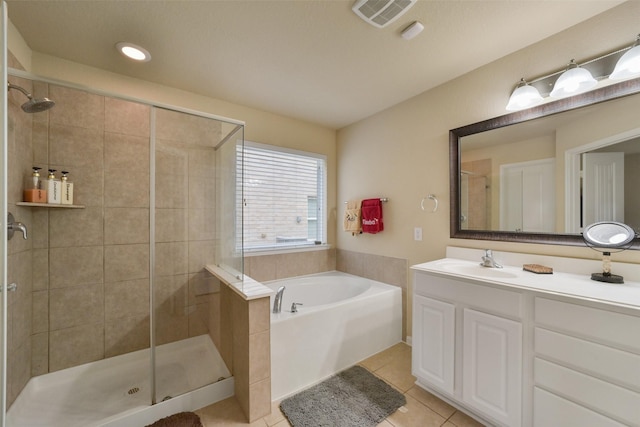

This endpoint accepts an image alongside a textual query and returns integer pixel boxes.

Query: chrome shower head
[7,82,55,113]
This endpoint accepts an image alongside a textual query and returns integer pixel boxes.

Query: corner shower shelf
[17,202,85,209]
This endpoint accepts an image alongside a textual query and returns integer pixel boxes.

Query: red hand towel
[361,198,384,234]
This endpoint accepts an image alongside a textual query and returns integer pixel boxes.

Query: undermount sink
[437,261,519,279]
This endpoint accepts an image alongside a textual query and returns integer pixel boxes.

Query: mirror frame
[450,77,640,248]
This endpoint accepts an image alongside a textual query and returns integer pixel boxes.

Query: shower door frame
[1,2,9,427]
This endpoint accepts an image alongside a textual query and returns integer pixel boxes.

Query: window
[238,141,326,251]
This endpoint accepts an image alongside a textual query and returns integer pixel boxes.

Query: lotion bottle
[46,169,61,204]
[23,166,47,203]
[60,171,74,205]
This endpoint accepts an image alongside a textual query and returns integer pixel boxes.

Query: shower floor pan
[7,335,233,427]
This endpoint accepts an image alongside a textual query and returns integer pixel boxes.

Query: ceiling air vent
[352,0,417,28]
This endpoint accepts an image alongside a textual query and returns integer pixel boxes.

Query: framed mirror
[450,78,640,248]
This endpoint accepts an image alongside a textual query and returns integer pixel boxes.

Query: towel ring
[421,194,438,213]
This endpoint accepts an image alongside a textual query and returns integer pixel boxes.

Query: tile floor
[195,342,486,427]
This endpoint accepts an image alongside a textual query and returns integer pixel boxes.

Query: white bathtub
[266,271,402,400]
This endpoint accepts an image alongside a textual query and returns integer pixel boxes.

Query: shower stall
[0,18,245,426]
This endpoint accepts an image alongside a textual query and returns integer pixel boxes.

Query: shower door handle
[7,212,27,240]
[0,283,17,292]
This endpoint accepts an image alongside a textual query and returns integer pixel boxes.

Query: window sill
[243,243,332,257]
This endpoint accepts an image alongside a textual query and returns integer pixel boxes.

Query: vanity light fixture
[116,42,151,62]
[505,32,640,111]
[609,34,640,80]
[505,78,544,111]
[549,59,597,98]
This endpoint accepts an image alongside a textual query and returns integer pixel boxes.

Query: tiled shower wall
[6,71,222,405]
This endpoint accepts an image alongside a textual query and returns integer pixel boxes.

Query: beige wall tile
[32,248,49,291]
[49,283,104,330]
[188,271,220,306]
[31,209,49,249]
[49,207,104,247]
[156,108,221,146]
[105,132,150,173]
[336,249,364,276]
[155,170,188,209]
[188,240,215,274]
[248,377,272,422]
[155,309,189,345]
[48,85,104,131]
[49,246,103,288]
[188,177,215,209]
[154,275,188,331]
[248,298,270,335]
[188,208,216,241]
[105,278,150,321]
[105,98,150,137]
[105,315,150,357]
[104,168,150,208]
[104,243,149,283]
[249,330,270,384]
[32,120,49,165]
[155,208,188,242]
[8,340,31,407]
[49,323,104,372]
[32,290,49,333]
[188,147,216,177]
[104,208,150,245]
[48,124,103,167]
[244,255,277,283]
[155,242,188,277]
[11,285,33,349]
[188,302,210,337]
[31,332,49,376]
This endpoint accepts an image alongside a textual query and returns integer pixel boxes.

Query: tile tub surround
[6,76,228,406]
[337,249,409,340]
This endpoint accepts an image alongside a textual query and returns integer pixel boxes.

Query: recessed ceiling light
[116,42,151,62]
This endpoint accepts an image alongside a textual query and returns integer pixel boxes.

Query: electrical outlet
[414,227,422,241]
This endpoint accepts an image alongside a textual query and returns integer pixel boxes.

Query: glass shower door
[151,107,230,403]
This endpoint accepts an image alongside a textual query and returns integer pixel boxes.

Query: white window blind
[238,142,326,251]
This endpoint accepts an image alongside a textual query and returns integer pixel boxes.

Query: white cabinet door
[463,308,522,427]
[412,295,455,395]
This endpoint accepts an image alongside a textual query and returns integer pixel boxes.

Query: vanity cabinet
[412,259,640,427]
[412,271,523,427]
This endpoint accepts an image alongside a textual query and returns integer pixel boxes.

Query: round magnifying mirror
[583,221,636,248]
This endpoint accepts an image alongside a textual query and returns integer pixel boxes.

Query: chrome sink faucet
[480,249,503,268]
[273,286,285,313]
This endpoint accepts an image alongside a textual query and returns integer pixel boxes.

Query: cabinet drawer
[414,272,522,319]
[534,358,640,426]
[535,297,640,353]
[534,387,626,427]
[535,327,640,391]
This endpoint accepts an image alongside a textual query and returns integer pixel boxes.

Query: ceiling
[6,0,625,129]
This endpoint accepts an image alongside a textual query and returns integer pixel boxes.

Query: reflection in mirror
[450,78,640,247]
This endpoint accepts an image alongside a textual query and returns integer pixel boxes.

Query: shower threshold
[7,335,233,427]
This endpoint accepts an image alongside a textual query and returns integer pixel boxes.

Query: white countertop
[412,248,640,311]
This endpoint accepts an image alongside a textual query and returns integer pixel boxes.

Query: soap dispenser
[60,171,74,205]
[23,166,47,203]
[46,169,61,204]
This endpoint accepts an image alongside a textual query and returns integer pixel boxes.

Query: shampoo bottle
[46,169,61,204]
[23,167,47,203]
[60,171,74,205]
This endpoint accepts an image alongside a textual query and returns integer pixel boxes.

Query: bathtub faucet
[273,286,286,313]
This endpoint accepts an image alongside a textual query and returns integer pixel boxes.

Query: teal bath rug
[280,365,406,427]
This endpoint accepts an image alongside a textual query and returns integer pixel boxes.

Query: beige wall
[337,2,640,338]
